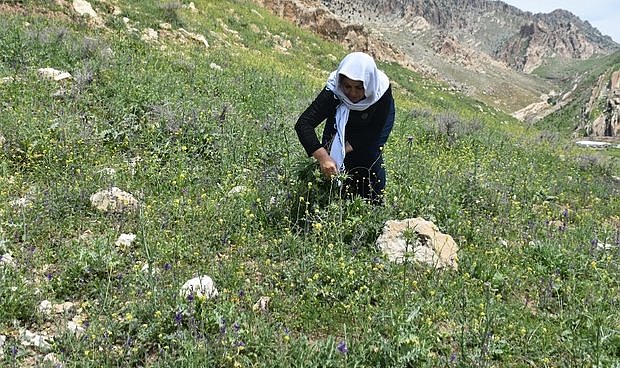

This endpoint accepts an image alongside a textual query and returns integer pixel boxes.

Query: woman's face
[340,75,365,103]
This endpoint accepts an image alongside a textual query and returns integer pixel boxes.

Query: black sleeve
[347,85,393,152]
[294,88,338,157]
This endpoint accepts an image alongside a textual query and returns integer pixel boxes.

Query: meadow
[0,0,619,367]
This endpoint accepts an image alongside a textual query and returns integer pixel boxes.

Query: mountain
[254,0,620,137]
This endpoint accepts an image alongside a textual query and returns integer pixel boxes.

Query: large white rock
[89,187,138,213]
[376,218,459,270]
[20,329,52,351]
[38,68,72,81]
[179,275,218,299]
[73,0,98,18]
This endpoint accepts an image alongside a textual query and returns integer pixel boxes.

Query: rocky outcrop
[315,0,618,74]
[252,0,417,69]
[496,10,616,73]
[583,69,620,137]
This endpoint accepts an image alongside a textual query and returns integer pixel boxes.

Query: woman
[295,52,395,203]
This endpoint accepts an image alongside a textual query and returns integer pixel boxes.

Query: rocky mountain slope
[253,0,620,137]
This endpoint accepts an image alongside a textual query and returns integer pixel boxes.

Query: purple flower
[450,353,457,363]
[174,311,183,325]
[233,322,240,333]
[163,263,172,271]
[337,340,348,354]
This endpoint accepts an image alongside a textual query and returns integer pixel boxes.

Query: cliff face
[583,69,620,137]
[320,0,618,72]
[495,10,617,73]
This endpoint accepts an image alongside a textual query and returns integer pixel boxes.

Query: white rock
[89,187,138,213]
[376,218,459,270]
[0,253,16,268]
[252,296,270,312]
[72,0,98,18]
[227,185,246,195]
[38,300,53,315]
[0,335,5,359]
[115,233,136,247]
[53,301,75,314]
[43,353,63,368]
[141,28,159,42]
[183,2,197,12]
[20,329,52,351]
[180,275,218,299]
[178,28,209,48]
[575,140,611,148]
[66,320,85,336]
[38,68,72,81]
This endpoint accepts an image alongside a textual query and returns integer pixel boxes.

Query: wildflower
[163,263,172,271]
[174,311,183,325]
[337,340,348,354]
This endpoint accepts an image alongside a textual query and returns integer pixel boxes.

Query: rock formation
[376,218,459,270]
[583,69,620,137]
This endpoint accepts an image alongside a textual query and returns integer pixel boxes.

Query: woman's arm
[294,88,338,157]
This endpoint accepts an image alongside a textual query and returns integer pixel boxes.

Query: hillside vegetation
[1,0,619,367]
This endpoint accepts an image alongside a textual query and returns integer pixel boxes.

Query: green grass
[1,0,619,367]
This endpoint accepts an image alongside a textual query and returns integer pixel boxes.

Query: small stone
[252,296,270,313]
[38,300,53,316]
[115,233,136,247]
[0,335,6,359]
[0,253,16,268]
[180,275,218,299]
[43,353,63,368]
[227,185,246,195]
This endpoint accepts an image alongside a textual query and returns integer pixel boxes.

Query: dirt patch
[0,2,72,22]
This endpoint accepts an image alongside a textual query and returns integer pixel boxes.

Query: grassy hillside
[1,0,619,367]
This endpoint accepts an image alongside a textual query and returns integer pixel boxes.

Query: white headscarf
[325,52,390,173]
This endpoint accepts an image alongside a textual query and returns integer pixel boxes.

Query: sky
[501,0,620,43]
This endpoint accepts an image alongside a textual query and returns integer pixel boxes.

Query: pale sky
[501,0,620,43]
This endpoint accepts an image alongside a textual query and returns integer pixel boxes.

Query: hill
[256,0,620,137]
[0,0,619,366]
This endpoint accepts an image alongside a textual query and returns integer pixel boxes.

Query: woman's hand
[312,147,338,178]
